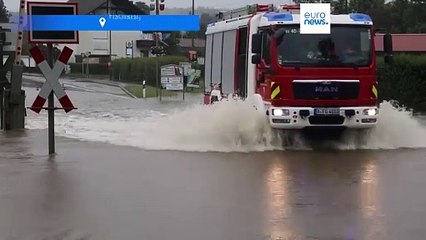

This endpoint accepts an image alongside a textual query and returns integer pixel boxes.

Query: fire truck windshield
[276,25,373,67]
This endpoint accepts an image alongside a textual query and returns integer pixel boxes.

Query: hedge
[378,55,426,112]
[69,63,109,75]
[112,56,187,86]
[110,55,426,112]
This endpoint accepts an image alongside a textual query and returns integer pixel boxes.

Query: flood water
[0,76,425,239]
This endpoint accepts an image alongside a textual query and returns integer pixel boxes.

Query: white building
[63,0,157,63]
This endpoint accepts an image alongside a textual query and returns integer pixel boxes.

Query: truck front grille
[293,81,359,100]
[309,116,345,125]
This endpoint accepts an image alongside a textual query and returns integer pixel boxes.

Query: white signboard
[161,64,184,90]
[161,76,169,84]
[197,57,205,65]
[179,62,192,76]
[126,48,133,56]
[168,76,182,83]
[300,3,331,34]
[161,65,178,76]
[141,33,154,40]
[165,83,183,91]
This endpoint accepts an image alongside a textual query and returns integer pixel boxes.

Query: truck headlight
[363,108,378,116]
[272,109,289,116]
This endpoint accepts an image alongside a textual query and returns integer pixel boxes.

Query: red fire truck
[203,4,391,130]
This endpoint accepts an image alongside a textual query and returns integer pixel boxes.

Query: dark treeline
[172,0,426,39]
[295,0,426,33]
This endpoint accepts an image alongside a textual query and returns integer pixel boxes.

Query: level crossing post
[47,43,55,155]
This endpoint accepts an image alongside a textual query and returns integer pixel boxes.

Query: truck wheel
[352,128,371,146]
[210,95,219,104]
[279,130,303,148]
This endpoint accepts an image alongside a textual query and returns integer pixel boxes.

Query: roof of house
[67,0,145,15]
[375,34,426,52]
[177,35,426,52]
[177,38,206,48]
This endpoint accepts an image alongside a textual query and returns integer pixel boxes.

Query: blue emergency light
[349,13,372,22]
[264,12,293,22]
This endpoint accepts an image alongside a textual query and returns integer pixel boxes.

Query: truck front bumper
[267,106,378,129]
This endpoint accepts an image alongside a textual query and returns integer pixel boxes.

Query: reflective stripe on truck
[271,81,280,100]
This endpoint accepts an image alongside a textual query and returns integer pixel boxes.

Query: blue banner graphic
[22,15,200,31]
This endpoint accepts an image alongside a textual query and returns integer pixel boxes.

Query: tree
[293,0,349,14]
[162,32,180,55]
[176,13,215,39]
[348,0,385,13]
[134,1,150,15]
[331,0,349,14]
[293,0,331,3]
[0,0,10,23]
[199,13,216,38]
[404,0,426,32]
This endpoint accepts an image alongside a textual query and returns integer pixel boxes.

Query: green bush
[112,56,187,86]
[113,55,426,112]
[378,55,426,112]
[70,63,109,75]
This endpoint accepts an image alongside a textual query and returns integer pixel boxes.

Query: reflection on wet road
[1,131,426,239]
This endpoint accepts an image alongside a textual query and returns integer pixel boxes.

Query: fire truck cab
[204,4,383,130]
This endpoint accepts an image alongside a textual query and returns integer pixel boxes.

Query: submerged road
[0,76,425,239]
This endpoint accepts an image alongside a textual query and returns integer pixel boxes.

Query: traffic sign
[27,1,79,44]
[29,46,75,113]
[160,64,184,90]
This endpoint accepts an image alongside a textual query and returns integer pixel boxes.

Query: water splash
[26,99,282,152]
[356,101,426,150]
[25,95,426,152]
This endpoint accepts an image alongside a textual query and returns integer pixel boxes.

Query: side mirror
[251,33,261,54]
[252,54,261,64]
[384,33,393,55]
[273,28,286,44]
[374,28,385,34]
[384,33,393,64]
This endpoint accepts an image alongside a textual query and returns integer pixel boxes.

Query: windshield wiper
[316,59,361,69]
[280,62,315,69]
[334,61,361,69]
[280,60,364,69]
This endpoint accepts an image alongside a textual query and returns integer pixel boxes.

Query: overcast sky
[5,0,293,12]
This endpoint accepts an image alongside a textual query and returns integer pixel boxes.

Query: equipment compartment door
[236,27,248,98]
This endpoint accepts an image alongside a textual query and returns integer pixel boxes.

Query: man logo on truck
[315,86,339,93]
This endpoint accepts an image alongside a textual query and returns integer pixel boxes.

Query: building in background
[64,0,160,63]
[374,34,426,55]
[176,38,206,57]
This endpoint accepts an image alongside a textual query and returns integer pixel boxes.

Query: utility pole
[155,0,160,98]
[191,0,195,48]
[108,0,113,80]
[156,0,160,15]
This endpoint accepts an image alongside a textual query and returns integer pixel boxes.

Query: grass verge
[124,84,178,98]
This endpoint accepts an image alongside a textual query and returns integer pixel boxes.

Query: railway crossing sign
[27,1,79,44]
[29,46,75,113]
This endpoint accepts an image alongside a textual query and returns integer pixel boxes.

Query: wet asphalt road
[1,130,426,240]
[1,76,426,239]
